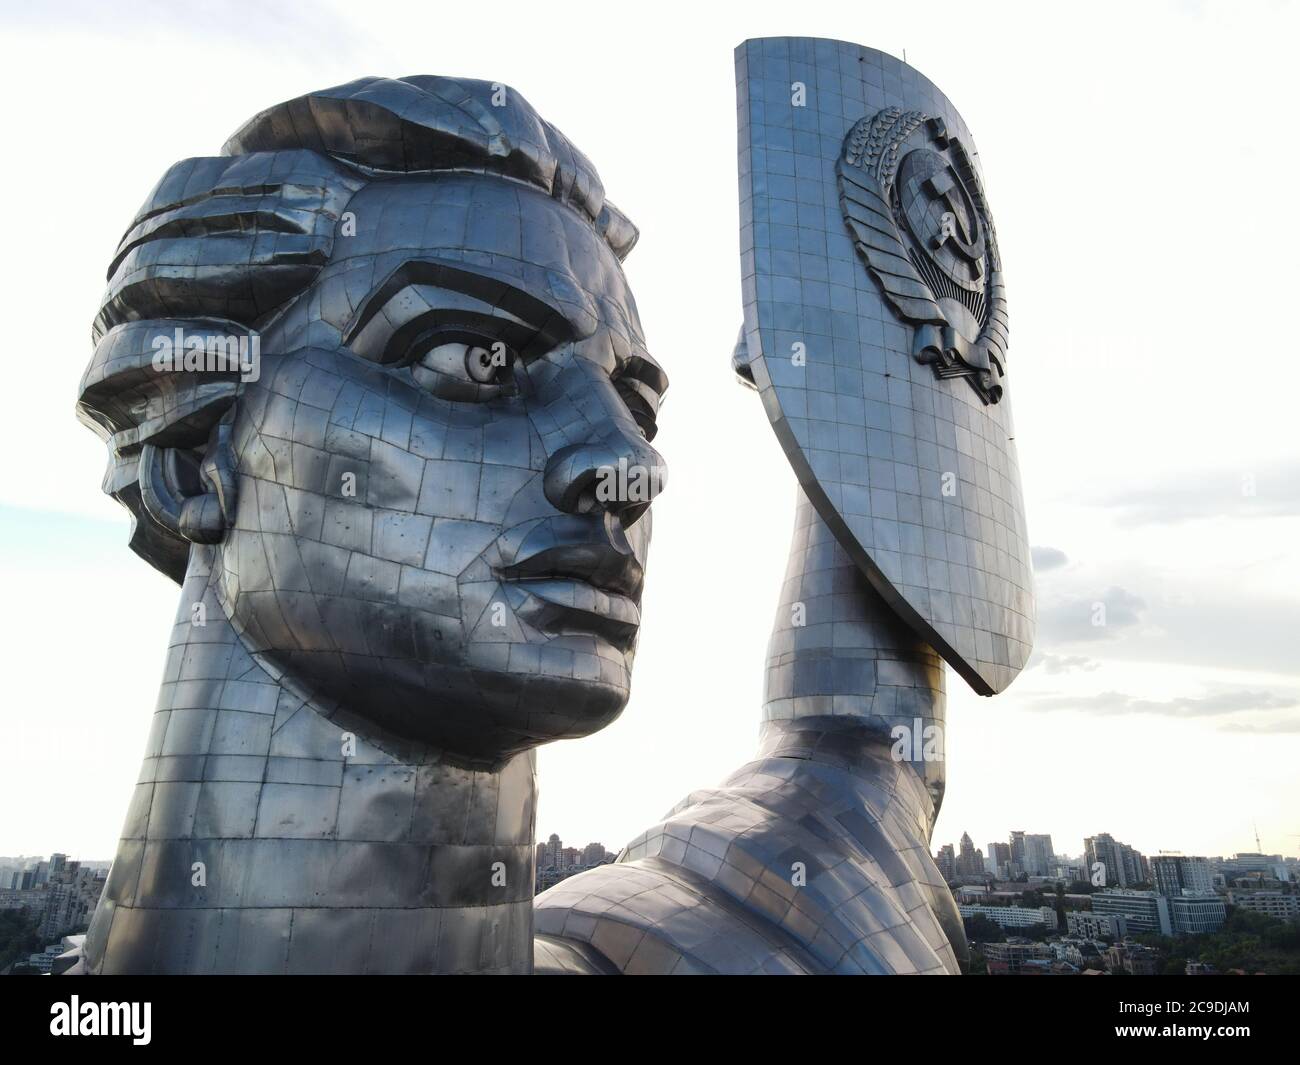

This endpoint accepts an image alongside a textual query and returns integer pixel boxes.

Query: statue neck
[761,489,948,834]
[84,547,535,974]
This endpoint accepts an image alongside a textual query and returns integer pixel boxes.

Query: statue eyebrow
[344,258,576,363]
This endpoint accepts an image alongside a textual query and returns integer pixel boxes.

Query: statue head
[77,76,667,767]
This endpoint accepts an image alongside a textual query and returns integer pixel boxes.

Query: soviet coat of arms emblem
[838,109,1008,404]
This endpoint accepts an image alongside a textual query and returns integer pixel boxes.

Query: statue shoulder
[534,756,965,974]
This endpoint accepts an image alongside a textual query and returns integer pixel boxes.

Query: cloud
[1047,586,1300,677]
[1027,651,1100,674]
[3,0,369,55]
[1219,719,1300,735]
[1029,688,1299,721]
[1088,461,1300,526]
[1032,545,1069,571]
[1037,586,1146,644]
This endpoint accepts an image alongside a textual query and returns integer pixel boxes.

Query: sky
[1,0,1297,865]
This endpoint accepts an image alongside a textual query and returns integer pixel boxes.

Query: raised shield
[735,37,1035,695]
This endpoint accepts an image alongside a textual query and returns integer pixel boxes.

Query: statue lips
[496,528,644,650]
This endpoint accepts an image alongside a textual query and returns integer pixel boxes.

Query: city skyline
[6,836,1294,976]
[4,800,1296,873]
[7,829,1298,871]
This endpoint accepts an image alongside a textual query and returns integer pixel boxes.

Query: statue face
[214,174,667,764]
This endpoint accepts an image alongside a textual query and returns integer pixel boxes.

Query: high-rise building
[581,842,607,867]
[936,844,956,881]
[1009,830,1026,874]
[1023,835,1054,877]
[986,841,1011,878]
[956,833,985,877]
[1150,855,1213,898]
[37,866,105,940]
[1084,833,1147,888]
[544,833,562,871]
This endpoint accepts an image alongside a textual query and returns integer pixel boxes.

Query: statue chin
[216,561,636,762]
[252,642,631,765]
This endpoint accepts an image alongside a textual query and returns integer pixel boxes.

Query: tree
[1131,907,1300,975]
[0,907,43,973]
[964,913,1007,944]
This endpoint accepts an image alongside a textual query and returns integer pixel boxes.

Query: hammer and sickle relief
[924,165,985,281]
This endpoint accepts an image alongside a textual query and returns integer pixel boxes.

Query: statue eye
[410,338,517,399]
[464,342,512,384]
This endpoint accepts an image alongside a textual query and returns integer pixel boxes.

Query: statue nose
[543,431,666,527]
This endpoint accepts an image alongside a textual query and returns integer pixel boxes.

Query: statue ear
[138,408,238,545]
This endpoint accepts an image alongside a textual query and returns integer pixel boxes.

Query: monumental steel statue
[73,76,666,974]
[533,38,1035,974]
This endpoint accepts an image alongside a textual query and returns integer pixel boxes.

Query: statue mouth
[496,537,644,649]
[507,578,641,649]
